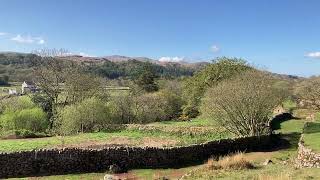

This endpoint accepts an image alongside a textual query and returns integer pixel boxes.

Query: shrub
[132,90,183,123]
[201,71,286,137]
[0,96,35,113]
[207,152,255,170]
[133,92,168,123]
[109,94,135,124]
[58,97,112,135]
[0,107,48,135]
[15,108,48,132]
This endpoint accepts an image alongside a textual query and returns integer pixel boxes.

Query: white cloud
[0,32,7,36]
[58,51,95,57]
[79,52,92,57]
[305,52,320,58]
[11,34,45,45]
[36,38,45,44]
[159,56,185,62]
[210,45,220,53]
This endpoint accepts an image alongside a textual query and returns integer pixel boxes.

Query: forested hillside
[0,52,207,82]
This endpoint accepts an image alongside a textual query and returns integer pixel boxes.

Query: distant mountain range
[0,52,302,82]
[60,54,209,68]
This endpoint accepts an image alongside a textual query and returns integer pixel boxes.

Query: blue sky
[0,0,320,76]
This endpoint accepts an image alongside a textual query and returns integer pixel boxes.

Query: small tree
[201,71,286,137]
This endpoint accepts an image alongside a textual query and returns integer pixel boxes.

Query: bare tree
[201,71,286,137]
[295,76,320,110]
[31,49,107,128]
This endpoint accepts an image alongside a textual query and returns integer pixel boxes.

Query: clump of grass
[258,173,291,180]
[207,152,255,170]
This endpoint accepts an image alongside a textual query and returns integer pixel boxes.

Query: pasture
[0,118,230,153]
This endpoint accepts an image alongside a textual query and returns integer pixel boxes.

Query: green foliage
[0,96,35,113]
[90,59,196,79]
[135,69,159,92]
[0,96,48,135]
[109,82,183,124]
[0,107,48,135]
[201,71,286,137]
[182,57,252,118]
[282,99,297,112]
[132,89,183,123]
[15,108,48,132]
[58,97,113,135]
[0,52,38,82]
[109,94,135,124]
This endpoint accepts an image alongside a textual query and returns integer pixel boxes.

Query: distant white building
[21,81,37,94]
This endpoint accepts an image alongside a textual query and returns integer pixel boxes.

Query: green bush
[0,107,48,135]
[15,108,48,132]
[0,96,35,113]
[58,97,113,135]
[132,90,183,123]
[109,94,135,124]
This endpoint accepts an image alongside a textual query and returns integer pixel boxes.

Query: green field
[0,118,230,153]
[183,111,320,180]
[303,122,320,152]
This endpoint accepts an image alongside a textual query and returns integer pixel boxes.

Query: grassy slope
[183,111,320,180]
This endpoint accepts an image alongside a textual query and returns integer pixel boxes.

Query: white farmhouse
[21,81,37,94]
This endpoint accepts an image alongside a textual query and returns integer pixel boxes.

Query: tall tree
[31,49,107,128]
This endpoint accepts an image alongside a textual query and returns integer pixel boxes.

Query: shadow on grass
[303,122,320,134]
[277,132,301,149]
[271,113,300,130]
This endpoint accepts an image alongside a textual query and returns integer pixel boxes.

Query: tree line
[0,49,317,139]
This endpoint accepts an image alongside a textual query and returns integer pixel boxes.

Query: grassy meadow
[0,118,230,153]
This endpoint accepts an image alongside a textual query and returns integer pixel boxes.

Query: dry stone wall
[0,135,280,178]
[296,142,320,168]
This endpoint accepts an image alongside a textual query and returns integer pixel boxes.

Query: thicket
[0,96,48,137]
